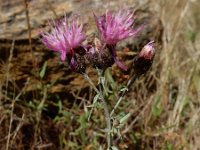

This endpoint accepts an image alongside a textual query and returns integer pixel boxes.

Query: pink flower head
[139,41,155,60]
[41,16,86,70]
[94,9,143,45]
[93,9,143,71]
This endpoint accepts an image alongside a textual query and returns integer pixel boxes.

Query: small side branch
[110,74,138,117]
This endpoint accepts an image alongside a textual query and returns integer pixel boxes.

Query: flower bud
[133,41,155,76]
[139,41,155,60]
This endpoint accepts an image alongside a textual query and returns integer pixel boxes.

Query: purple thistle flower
[41,16,86,71]
[94,9,143,70]
[94,9,143,45]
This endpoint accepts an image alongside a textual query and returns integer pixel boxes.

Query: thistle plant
[41,9,155,149]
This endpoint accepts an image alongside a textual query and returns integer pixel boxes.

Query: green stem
[110,74,138,117]
[82,73,112,149]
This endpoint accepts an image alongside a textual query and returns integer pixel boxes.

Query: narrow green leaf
[93,93,100,105]
[111,146,119,150]
[119,113,131,124]
[39,61,48,79]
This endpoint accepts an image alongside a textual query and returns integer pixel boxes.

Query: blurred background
[0,0,200,149]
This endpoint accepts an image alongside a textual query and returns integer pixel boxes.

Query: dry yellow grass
[141,0,200,149]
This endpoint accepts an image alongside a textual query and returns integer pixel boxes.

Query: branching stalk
[82,73,112,149]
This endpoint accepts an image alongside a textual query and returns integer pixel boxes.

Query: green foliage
[27,99,48,111]
[54,100,72,122]
[186,30,196,43]
[151,95,163,118]
[163,142,173,150]
[105,69,117,89]
[119,112,131,124]
[39,61,48,79]
[73,112,90,143]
